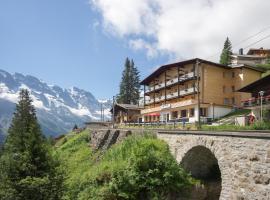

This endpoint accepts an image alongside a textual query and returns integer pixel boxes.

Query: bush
[56,132,195,200]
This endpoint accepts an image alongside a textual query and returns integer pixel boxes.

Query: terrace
[242,95,270,108]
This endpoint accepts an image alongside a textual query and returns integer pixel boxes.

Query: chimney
[239,48,243,55]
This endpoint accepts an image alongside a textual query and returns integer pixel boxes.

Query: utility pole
[112,96,115,128]
[100,103,103,122]
[196,59,201,129]
[259,91,264,122]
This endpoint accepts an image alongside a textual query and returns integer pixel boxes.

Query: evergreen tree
[0,89,63,200]
[72,124,78,131]
[220,37,233,65]
[117,58,140,104]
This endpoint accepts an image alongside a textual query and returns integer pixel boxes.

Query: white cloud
[91,0,270,61]
[129,39,159,58]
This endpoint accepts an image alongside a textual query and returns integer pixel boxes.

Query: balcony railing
[145,72,197,93]
[144,87,197,105]
[242,96,270,107]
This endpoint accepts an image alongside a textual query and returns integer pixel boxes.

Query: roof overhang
[140,58,229,85]
[238,74,270,93]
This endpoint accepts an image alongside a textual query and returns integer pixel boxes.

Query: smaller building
[111,104,143,124]
[231,48,270,66]
[238,74,270,121]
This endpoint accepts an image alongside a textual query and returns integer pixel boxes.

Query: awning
[145,113,160,117]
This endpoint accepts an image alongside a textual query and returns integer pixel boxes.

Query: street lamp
[258,91,265,122]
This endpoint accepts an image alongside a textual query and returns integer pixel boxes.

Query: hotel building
[140,58,264,123]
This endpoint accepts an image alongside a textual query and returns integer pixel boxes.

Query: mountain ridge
[0,69,111,142]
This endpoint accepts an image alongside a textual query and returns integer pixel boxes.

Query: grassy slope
[55,130,195,200]
[54,131,94,199]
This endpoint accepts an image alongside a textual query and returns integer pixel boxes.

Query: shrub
[56,133,195,200]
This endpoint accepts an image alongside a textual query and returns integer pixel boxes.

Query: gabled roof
[140,58,229,85]
[115,104,143,110]
[238,74,270,93]
[230,64,266,73]
[110,103,143,113]
[247,48,270,55]
[140,58,265,85]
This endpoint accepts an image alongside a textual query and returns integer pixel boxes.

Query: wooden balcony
[145,72,197,94]
[144,87,198,105]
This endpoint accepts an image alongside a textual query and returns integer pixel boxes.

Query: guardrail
[145,72,197,93]
[242,96,270,107]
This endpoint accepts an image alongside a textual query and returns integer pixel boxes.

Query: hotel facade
[140,58,264,123]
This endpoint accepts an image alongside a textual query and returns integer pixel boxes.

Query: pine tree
[129,59,140,104]
[0,89,63,200]
[73,124,78,131]
[117,58,140,104]
[220,37,233,65]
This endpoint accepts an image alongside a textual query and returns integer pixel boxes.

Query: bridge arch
[180,145,222,199]
[171,137,232,200]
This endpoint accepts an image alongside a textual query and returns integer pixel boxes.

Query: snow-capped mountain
[0,69,112,141]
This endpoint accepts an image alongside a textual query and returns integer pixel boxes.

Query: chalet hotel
[140,58,264,123]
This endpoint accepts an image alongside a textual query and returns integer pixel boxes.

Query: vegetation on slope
[56,131,195,200]
[0,89,64,200]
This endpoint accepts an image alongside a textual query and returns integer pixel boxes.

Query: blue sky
[1,0,270,99]
[0,0,168,99]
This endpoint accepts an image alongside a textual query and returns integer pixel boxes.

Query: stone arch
[180,145,221,199]
[174,137,232,200]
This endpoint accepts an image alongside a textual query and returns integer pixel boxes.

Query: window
[200,108,207,117]
[232,97,235,105]
[232,72,235,78]
[171,111,178,119]
[189,108,195,117]
[224,98,230,105]
[223,86,226,93]
[223,72,225,78]
[232,86,235,92]
[181,110,187,117]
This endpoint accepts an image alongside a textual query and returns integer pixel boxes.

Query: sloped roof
[140,58,229,85]
[247,48,270,55]
[110,103,143,113]
[231,64,266,73]
[238,74,270,92]
[140,58,265,85]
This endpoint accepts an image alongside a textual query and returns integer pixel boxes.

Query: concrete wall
[208,105,233,120]
[157,132,270,200]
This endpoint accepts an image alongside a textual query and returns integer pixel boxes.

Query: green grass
[55,130,195,200]
[222,109,250,118]
[202,121,270,131]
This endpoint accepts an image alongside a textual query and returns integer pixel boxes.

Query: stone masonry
[157,131,270,200]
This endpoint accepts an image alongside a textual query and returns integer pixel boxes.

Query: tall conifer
[117,58,140,104]
[0,89,63,200]
[220,37,233,65]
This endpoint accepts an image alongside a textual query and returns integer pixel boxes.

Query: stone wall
[90,129,153,152]
[157,132,270,200]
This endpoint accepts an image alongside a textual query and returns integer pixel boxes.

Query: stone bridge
[90,128,270,200]
[157,130,270,200]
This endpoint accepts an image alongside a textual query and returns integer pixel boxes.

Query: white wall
[208,105,233,120]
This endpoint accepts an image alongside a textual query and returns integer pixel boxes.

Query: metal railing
[242,96,270,107]
[144,87,197,105]
[145,72,197,93]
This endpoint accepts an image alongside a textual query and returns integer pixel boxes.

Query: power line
[234,25,270,47]
[242,33,270,50]
[206,25,270,60]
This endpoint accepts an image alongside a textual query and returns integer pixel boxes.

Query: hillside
[55,130,195,200]
[0,69,112,140]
